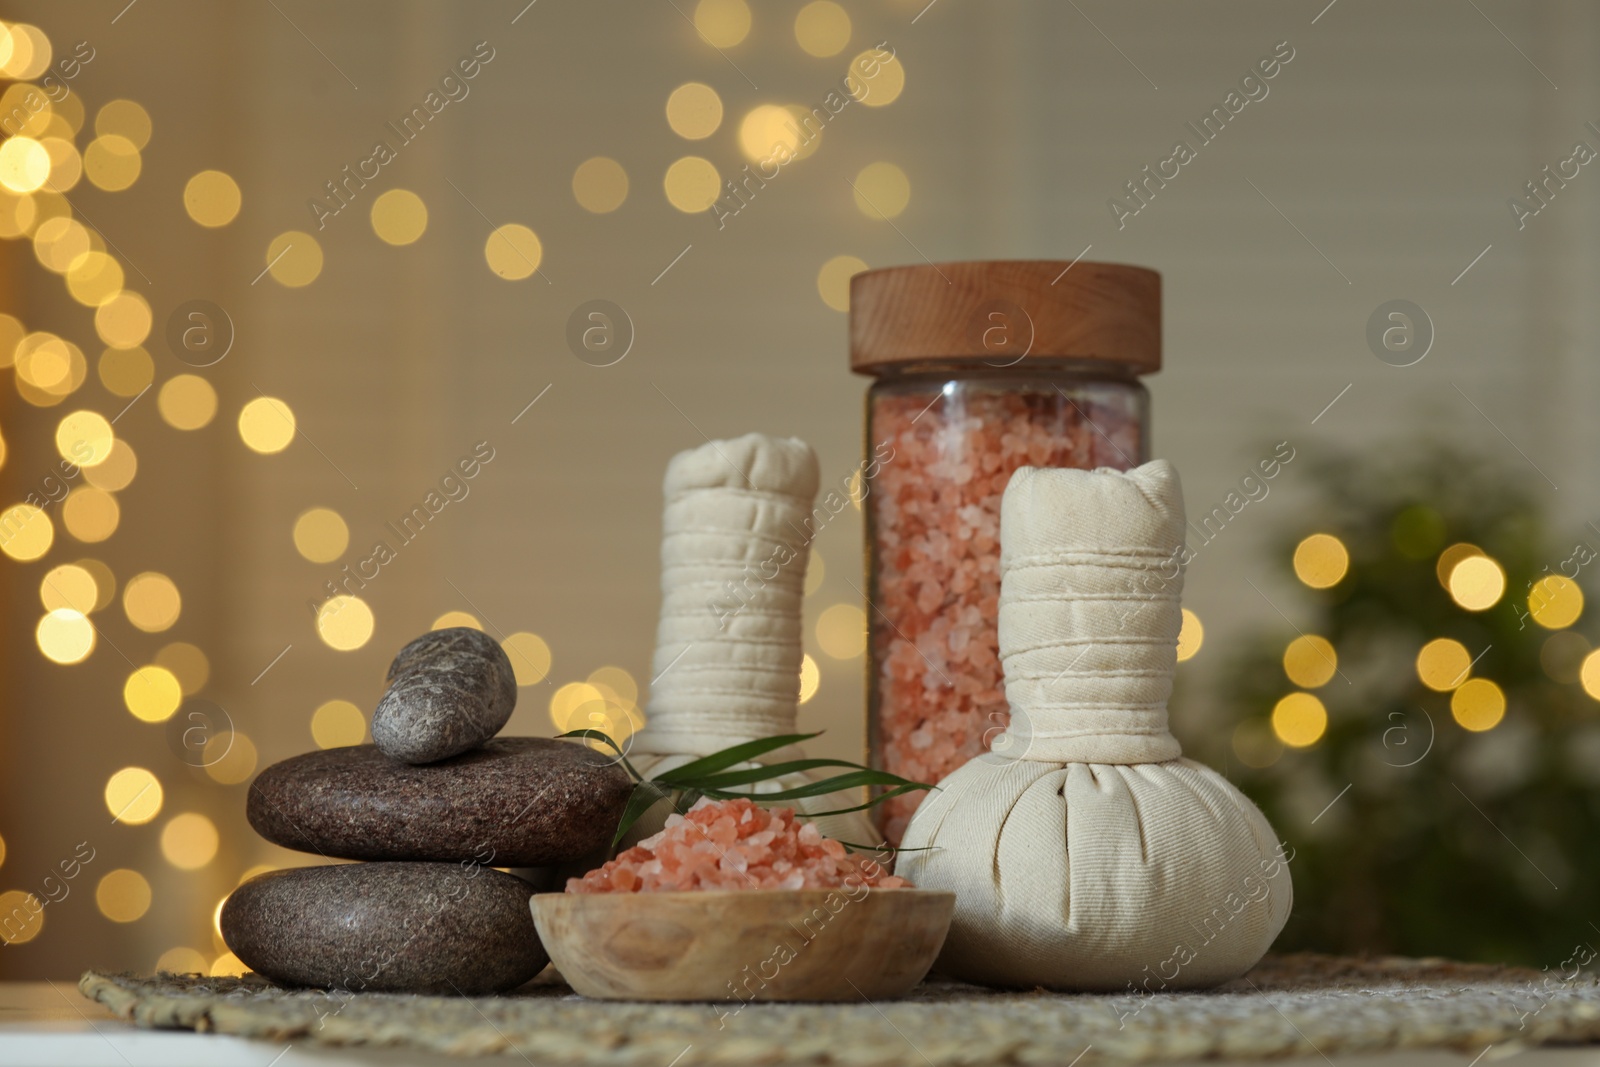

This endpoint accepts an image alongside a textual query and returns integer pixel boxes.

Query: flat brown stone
[371,628,518,764]
[221,862,547,995]
[248,739,633,866]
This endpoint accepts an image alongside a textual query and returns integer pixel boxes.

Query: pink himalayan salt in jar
[850,261,1160,843]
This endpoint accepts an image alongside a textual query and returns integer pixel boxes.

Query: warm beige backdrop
[1,0,1596,978]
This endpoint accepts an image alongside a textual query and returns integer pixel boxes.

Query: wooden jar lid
[848,260,1161,374]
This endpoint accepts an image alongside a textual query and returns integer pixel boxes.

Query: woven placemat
[80,954,1600,1064]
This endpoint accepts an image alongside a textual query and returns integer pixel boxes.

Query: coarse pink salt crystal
[567,798,911,894]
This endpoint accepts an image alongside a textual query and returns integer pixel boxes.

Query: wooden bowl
[531,888,955,1002]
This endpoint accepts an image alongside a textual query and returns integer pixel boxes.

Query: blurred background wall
[0,0,1596,978]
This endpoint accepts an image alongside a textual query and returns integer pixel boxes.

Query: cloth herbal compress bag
[899,460,1290,990]
[627,433,880,847]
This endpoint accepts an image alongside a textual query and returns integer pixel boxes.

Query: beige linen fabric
[629,434,879,847]
[900,461,1290,990]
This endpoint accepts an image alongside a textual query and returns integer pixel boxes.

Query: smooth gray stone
[371,628,518,764]
[247,738,634,866]
[221,862,547,995]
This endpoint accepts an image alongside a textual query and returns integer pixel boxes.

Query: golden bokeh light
[738,105,808,163]
[293,507,349,563]
[96,100,153,149]
[484,223,542,280]
[816,254,867,312]
[123,571,182,632]
[1175,608,1204,662]
[184,169,242,228]
[317,595,374,650]
[589,666,639,708]
[99,346,154,396]
[55,409,113,467]
[1451,678,1506,732]
[40,563,98,614]
[817,602,867,659]
[158,373,218,430]
[15,332,87,404]
[1293,533,1349,589]
[1435,542,1484,589]
[851,162,910,219]
[799,652,820,704]
[665,82,723,140]
[124,665,183,723]
[0,831,6,869]
[663,156,721,213]
[204,732,258,785]
[157,947,208,975]
[572,157,629,214]
[1232,719,1284,769]
[847,48,906,107]
[370,188,428,245]
[40,136,81,193]
[36,608,95,665]
[1271,692,1328,748]
[84,439,137,492]
[84,135,142,191]
[0,503,53,561]
[693,0,751,48]
[266,230,323,287]
[95,290,153,348]
[1283,634,1337,688]
[155,641,210,695]
[795,0,851,57]
[105,766,163,825]
[33,215,90,273]
[550,682,606,733]
[0,23,51,80]
[1416,637,1472,691]
[311,699,366,749]
[238,396,296,454]
[0,136,50,193]
[211,952,248,978]
[79,558,117,610]
[1447,554,1505,611]
[0,190,39,241]
[66,250,126,307]
[431,610,482,631]
[161,813,220,870]
[0,891,42,944]
[502,632,552,686]
[1582,649,1600,701]
[96,869,152,923]
[1528,575,1583,630]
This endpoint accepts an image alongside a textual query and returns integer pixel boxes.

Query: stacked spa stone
[222,628,633,995]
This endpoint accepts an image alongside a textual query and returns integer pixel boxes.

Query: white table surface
[7,981,1600,1067]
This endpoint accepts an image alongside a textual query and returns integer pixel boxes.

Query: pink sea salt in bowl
[530,798,954,1002]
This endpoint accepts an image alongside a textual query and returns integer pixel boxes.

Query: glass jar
[851,261,1160,843]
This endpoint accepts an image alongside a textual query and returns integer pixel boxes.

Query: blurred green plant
[1198,442,1600,965]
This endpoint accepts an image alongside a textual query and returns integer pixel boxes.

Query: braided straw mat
[80,954,1600,1064]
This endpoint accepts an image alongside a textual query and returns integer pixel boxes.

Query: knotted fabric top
[636,433,819,756]
[993,460,1186,765]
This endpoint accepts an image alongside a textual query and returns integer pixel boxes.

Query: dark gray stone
[221,862,547,995]
[248,738,633,866]
[371,628,518,764]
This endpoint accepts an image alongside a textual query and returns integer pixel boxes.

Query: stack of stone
[221,628,633,995]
